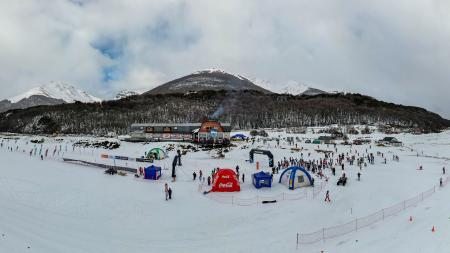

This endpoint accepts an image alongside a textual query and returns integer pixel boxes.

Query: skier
[193,171,197,181]
[324,190,331,202]
[443,167,446,175]
[242,173,245,183]
[168,187,172,200]
[332,167,336,176]
[440,178,443,187]
[199,170,203,182]
[235,165,240,175]
[357,172,361,181]
[207,176,211,186]
[164,183,169,201]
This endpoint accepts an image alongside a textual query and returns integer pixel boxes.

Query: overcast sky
[0,0,449,118]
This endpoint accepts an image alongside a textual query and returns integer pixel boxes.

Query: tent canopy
[211,169,240,192]
[231,134,248,140]
[146,148,167,160]
[252,171,272,189]
[144,165,162,180]
[279,166,314,190]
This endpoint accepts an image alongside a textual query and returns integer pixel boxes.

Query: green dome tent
[146,148,167,160]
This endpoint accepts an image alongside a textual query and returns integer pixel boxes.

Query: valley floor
[0,130,449,252]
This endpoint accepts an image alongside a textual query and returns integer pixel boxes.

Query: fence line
[297,177,449,245]
[199,180,328,207]
[313,181,327,199]
[199,185,311,206]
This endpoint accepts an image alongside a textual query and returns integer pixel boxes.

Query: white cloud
[0,0,449,118]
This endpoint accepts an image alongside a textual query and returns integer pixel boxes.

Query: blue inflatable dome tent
[279,166,314,190]
[144,165,162,180]
[231,134,248,140]
[252,171,273,189]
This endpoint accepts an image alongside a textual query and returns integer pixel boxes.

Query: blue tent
[252,171,273,189]
[144,165,162,180]
[231,134,248,140]
[279,166,314,190]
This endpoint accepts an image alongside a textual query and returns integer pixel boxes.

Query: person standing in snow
[199,170,203,182]
[443,167,446,175]
[177,150,182,166]
[207,176,211,186]
[242,173,245,183]
[168,187,172,200]
[164,183,169,201]
[193,171,197,181]
[235,165,239,175]
[357,172,361,181]
[324,190,331,202]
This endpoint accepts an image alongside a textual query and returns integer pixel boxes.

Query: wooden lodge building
[127,120,231,144]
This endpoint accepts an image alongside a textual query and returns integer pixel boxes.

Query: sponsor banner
[115,156,129,161]
[136,158,152,163]
[218,182,234,188]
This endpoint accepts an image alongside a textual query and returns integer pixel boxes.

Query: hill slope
[146,69,273,95]
[0,90,448,135]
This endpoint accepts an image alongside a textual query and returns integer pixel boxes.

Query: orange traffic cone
[409,216,413,222]
[432,226,435,232]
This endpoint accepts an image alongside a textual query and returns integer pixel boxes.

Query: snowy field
[0,130,449,253]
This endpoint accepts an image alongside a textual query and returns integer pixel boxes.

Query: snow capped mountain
[114,90,142,100]
[192,68,248,81]
[276,81,310,95]
[9,81,101,103]
[0,81,102,113]
[146,69,272,95]
[253,79,327,96]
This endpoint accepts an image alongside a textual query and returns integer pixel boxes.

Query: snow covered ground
[0,130,449,253]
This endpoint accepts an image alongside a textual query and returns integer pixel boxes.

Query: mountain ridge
[0,81,101,113]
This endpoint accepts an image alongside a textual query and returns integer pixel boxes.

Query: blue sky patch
[91,36,126,60]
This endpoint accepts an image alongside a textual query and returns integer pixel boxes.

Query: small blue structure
[144,165,162,180]
[252,171,273,189]
[231,134,248,140]
[279,166,314,190]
